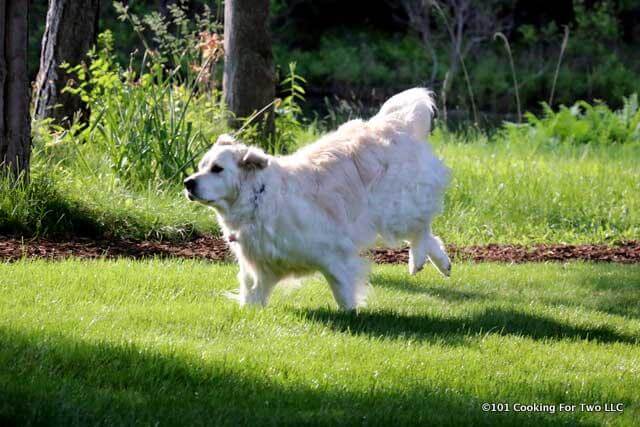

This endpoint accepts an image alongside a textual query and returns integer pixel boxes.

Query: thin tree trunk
[33,0,100,125]
[223,0,275,139]
[0,0,31,180]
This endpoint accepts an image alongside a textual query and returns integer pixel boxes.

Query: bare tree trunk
[33,0,100,125]
[0,0,31,180]
[223,0,275,139]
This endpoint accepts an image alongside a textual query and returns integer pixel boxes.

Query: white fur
[185,88,451,309]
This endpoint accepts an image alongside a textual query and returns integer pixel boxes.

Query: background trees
[33,0,101,124]
[0,0,31,180]
[223,0,276,136]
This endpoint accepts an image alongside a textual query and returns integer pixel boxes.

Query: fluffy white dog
[184,88,451,309]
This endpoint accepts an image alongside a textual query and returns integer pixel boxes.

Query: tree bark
[0,0,31,180]
[223,0,275,138]
[33,0,100,125]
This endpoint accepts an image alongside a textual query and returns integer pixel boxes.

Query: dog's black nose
[183,177,196,192]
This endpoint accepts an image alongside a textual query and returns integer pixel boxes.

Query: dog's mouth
[183,189,216,205]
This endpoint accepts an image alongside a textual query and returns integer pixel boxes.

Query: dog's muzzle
[184,177,196,192]
[183,177,197,201]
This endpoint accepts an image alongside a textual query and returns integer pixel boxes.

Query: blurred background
[27,0,640,124]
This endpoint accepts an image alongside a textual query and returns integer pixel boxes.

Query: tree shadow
[293,307,637,345]
[0,326,578,426]
[373,267,640,320]
[580,270,640,319]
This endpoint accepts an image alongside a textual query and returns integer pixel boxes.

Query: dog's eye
[210,164,224,174]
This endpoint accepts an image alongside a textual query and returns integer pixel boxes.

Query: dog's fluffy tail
[370,87,436,140]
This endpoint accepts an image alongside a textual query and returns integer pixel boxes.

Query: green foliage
[2,260,640,425]
[0,160,217,240]
[503,95,640,146]
[272,1,640,116]
[272,62,314,153]
[278,32,430,89]
[57,2,226,189]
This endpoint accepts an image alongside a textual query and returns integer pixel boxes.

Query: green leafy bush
[503,95,640,146]
[58,2,226,189]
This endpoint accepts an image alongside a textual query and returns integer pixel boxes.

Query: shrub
[503,95,640,146]
[58,2,226,189]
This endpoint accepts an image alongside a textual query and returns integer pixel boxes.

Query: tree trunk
[0,0,31,180]
[223,0,275,139]
[33,0,100,125]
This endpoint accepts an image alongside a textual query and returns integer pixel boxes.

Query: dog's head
[183,134,269,211]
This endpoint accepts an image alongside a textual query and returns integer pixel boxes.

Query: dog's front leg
[238,265,277,307]
[322,256,369,310]
[236,261,255,303]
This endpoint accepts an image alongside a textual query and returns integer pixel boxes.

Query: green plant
[503,95,640,146]
[493,32,521,122]
[272,62,308,153]
[58,2,226,189]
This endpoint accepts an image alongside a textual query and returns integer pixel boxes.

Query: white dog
[184,88,451,309]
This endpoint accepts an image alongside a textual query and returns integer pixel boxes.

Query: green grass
[0,164,218,240]
[3,133,638,244]
[1,260,639,425]
[434,134,640,244]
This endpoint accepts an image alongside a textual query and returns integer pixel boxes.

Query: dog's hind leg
[322,256,370,310]
[425,234,451,277]
[409,228,451,277]
[408,230,429,275]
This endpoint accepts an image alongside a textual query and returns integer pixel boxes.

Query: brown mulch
[370,241,640,264]
[1,234,639,264]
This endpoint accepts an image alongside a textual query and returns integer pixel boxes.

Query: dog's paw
[223,290,243,303]
[408,260,423,275]
[438,259,452,277]
[408,255,425,275]
[442,261,451,277]
[430,256,451,278]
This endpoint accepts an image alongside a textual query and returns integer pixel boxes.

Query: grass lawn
[1,260,639,426]
[3,132,639,244]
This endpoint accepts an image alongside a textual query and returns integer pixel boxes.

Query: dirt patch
[1,235,638,264]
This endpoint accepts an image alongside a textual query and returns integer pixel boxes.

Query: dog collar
[251,183,266,209]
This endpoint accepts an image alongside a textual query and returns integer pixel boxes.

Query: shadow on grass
[0,327,583,427]
[373,267,640,320]
[0,175,114,239]
[294,307,638,345]
[371,272,488,301]
[582,271,640,319]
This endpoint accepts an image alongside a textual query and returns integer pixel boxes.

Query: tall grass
[493,32,521,123]
[503,94,640,146]
[7,108,638,243]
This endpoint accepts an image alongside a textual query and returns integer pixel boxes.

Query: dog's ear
[239,148,269,170]
[215,133,237,146]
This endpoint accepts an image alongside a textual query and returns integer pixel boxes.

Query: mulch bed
[1,235,639,264]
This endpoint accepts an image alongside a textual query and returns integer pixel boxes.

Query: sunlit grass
[2,128,638,244]
[432,134,640,244]
[1,260,639,425]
